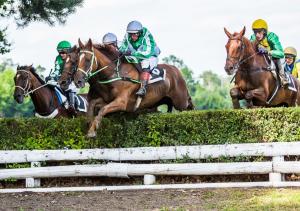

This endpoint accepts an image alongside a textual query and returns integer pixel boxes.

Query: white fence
[1,142,300,192]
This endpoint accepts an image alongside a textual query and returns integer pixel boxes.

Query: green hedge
[1,108,300,150]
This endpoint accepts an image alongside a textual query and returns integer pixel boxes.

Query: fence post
[144,174,156,185]
[26,162,41,188]
[269,156,284,185]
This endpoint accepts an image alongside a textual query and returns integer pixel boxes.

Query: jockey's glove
[122,50,132,56]
[47,80,58,86]
[258,47,269,55]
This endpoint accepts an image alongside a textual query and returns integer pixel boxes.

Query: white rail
[1,142,300,163]
[1,142,300,190]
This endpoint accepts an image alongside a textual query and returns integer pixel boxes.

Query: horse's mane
[17,65,45,85]
[93,43,119,61]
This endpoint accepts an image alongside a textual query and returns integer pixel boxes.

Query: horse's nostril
[61,81,66,85]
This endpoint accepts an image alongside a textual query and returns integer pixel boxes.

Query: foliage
[0,0,84,53]
[1,108,300,150]
[162,55,232,109]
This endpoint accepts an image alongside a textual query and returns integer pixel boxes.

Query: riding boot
[275,59,289,87]
[68,91,76,110]
[136,71,150,97]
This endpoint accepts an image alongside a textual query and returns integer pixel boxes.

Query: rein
[78,49,139,84]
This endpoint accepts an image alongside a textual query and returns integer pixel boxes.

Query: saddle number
[152,68,160,75]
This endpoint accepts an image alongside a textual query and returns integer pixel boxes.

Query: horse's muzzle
[14,93,24,104]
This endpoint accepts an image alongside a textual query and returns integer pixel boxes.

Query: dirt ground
[1,188,300,211]
[0,189,207,211]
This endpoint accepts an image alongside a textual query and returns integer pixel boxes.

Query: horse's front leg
[87,97,128,138]
[245,87,266,108]
[230,86,243,109]
[87,97,106,118]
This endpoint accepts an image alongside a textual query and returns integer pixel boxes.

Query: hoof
[87,130,96,138]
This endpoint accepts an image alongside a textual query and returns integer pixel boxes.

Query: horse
[73,38,194,137]
[13,65,87,118]
[224,27,300,108]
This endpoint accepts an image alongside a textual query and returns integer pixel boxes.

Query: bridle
[77,48,122,80]
[226,37,258,73]
[77,48,98,77]
[15,69,48,97]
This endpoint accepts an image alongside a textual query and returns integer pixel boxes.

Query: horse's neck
[239,38,261,70]
[94,49,117,78]
[29,74,56,113]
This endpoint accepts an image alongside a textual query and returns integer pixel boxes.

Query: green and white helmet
[57,40,71,53]
[102,33,117,45]
[126,20,143,33]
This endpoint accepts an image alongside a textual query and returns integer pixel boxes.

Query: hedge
[1,107,300,150]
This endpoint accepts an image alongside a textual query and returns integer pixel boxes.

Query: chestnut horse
[224,27,300,108]
[73,39,194,137]
[14,65,87,118]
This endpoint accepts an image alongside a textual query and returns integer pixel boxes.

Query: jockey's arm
[268,32,284,59]
[49,56,63,81]
[132,34,155,59]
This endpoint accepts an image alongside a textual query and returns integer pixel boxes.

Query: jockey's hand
[47,80,57,86]
[45,76,52,82]
[122,50,131,56]
[258,47,269,55]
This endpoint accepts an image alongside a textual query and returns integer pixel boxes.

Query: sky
[1,0,299,78]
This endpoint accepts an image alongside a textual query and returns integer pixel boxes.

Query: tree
[162,55,197,95]
[194,70,232,109]
[0,0,84,54]
[162,55,233,110]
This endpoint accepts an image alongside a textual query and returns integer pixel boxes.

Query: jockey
[46,40,78,110]
[284,47,300,80]
[119,20,161,97]
[250,19,288,87]
[102,32,118,48]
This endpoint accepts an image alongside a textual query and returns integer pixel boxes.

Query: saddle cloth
[268,61,297,92]
[148,67,166,85]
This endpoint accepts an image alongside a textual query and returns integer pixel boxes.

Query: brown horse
[224,27,300,108]
[14,65,87,118]
[74,38,194,137]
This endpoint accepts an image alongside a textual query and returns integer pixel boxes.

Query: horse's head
[14,65,33,103]
[224,26,246,75]
[74,38,96,88]
[58,45,80,90]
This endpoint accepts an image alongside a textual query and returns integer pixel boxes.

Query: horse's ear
[78,38,84,49]
[17,65,19,70]
[71,45,78,53]
[87,38,93,50]
[224,27,232,38]
[240,26,246,37]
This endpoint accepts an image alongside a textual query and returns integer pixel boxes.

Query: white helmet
[102,33,117,45]
[126,21,143,33]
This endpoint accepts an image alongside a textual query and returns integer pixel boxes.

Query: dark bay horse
[13,65,87,118]
[74,39,194,137]
[224,27,300,108]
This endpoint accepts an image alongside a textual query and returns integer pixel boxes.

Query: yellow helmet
[284,47,297,57]
[252,19,268,31]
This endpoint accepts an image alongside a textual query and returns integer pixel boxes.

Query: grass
[158,188,300,211]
